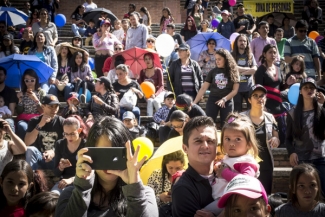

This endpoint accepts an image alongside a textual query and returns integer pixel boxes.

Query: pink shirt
[92,33,120,52]
[250,36,280,66]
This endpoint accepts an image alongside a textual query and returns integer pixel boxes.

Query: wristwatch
[35,124,42,131]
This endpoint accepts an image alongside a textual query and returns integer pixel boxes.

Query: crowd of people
[0,0,325,216]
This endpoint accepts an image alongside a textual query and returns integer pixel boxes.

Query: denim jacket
[28,45,58,79]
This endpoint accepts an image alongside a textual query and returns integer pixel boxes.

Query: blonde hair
[220,112,260,159]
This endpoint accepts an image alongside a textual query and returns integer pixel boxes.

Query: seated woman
[147,150,185,208]
[167,110,189,140]
[138,52,165,116]
[54,116,158,217]
[19,27,34,55]
[52,116,87,195]
[16,69,44,140]
[0,34,19,57]
[107,54,135,84]
[113,64,144,124]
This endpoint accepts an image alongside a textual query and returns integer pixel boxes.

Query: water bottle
[174,39,178,45]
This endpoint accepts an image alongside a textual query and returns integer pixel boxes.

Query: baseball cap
[100,20,111,27]
[123,111,135,120]
[248,84,267,98]
[164,91,175,100]
[175,94,192,111]
[67,92,79,102]
[94,76,112,90]
[221,10,230,16]
[237,3,244,7]
[3,34,13,40]
[72,35,82,40]
[41,94,60,105]
[299,77,317,90]
[218,175,268,208]
[175,43,190,51]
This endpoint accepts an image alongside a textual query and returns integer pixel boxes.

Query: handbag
[56,74,68,91]
[119,89,137,111]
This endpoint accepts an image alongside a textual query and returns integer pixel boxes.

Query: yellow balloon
[132,137,154,161]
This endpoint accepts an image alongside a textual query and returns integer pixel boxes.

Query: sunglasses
[115,47,122,51]
[252,93,266,100]
[73,38,81,41]
[298,29,307,33]
[172,121,185,129]
[25,79,35,83]
[147,40,155,43]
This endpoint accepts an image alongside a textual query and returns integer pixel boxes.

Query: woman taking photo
[138,52,165,116]
[168,43,203,100]
[28,31,58,94]
[180,16,198,42]
[32,8,58,47]
[241,84,280,195]
[54,116,158,217]
[113,64,144,124]
[16,69,44,140]
[198,38,217,80]
[254,44,286,147]
[286,77,325,193]
[93,20,120,78]
[147,150,185,208]
[194,48,239,127]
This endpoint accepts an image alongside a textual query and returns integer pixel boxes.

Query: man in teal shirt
[275,28,286,59]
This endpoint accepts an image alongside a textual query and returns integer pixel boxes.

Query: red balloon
[140,81,156,99]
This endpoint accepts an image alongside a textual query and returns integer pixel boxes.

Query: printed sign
[243,0,294,17]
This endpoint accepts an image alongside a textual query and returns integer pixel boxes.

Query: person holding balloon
[286,77,325,193]
[138,52,165,116]
[217,10,235,39]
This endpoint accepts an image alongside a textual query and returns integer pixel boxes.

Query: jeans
[120,107,141,125]
[299,158,325,196]
[5,118,15,133]
[17,120,28,140]
[48,83,74,101]
[233,91,250,112]
[206,96,233,128]
[147,91,165,116]
[41,82,56,94]
[25,146,55,170]
[71,24,86,36]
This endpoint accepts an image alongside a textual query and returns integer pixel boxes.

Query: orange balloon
[231,42,234,50]
[308,31,319,40]
[140,81,155,99]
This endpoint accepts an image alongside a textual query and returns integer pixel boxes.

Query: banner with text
[243,0,294,17]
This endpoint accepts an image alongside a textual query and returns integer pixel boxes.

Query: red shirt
[0,205,25,217]
[102,56,112,74]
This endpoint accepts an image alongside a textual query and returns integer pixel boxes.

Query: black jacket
[167,59,203,96]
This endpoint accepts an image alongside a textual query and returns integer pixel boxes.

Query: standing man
[275,28,286,59]
[232,34,257,112]
[172,116,217,217]
[284,20,321,80]
[125,13,148,50]
[233,3,255,40]
[250,21,279,66]
[25,94,64,170]
[123,3,140,19]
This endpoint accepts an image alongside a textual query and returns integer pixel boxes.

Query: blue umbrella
[0,54,54,88]
[0,7,28,26]
[187,32,231,61]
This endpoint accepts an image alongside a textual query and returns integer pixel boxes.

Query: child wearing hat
[122,111,145,140]
[153,91,175,125]
[60,92,85,118]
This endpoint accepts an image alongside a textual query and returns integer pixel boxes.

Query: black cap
[167,23,175,29]
[237,3,244,7]
[175,43,190,51]
[175,94,192,111]
[95,76,112,90]
[164,91,175,100]
[300,77,317,90]
[41,94,60,105]
[72,35,82,40]
[249,84,267,98]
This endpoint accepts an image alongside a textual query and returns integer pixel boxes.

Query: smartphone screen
[86,147,127,170]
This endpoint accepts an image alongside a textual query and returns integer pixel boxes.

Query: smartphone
[85,147,127,170]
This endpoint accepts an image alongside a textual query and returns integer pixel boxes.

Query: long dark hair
[293,86,325,141]
[232,34,253,66]
[30,31,47,51]
[86,117,135,216]
[215,48,240,83]
[160,7,174,26]
[57,46,73,68]
[71,51,86,72]
[71,5,84,18]
[183,16,197,31]
[0,160,48,210]
[0,35,16,55]
[29,9,39,26]
[140,7,151,26]
[21,69,40,92]
[25,192,59,217]
[259,44,277,66]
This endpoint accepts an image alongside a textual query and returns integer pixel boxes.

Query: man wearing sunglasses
[284,20,321,80]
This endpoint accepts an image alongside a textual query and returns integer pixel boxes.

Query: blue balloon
[78,88,92,103]
[211,19,219,28]
[288,83,300,105]
[88,57,95,70]
[55,14,66,27]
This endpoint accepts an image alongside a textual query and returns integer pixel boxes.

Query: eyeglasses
[147,40,155,43]
[171,121,185,129]
[298,29,307,33]
[252,93,266,100]
[63,132,78,137]
[302,85,316,90]
[115,47,122,51]
[24,79,35,83]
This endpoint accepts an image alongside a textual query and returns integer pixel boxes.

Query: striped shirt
[284,35,320,76]
[181,64,195,92]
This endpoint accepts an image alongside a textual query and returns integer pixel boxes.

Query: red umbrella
[110,47,162,76]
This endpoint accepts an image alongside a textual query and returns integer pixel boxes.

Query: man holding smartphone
[25,94,65,170]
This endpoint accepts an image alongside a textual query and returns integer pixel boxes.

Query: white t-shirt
[83,2,98,12]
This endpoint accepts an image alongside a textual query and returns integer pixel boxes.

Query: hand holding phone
[85,147,127,170]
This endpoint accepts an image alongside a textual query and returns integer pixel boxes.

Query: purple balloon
[211,19,219,28]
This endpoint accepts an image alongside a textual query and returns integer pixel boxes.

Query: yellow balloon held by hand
[132,137,154,161]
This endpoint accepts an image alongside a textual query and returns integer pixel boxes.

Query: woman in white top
[82,0,97,12]
[140,7,152,26]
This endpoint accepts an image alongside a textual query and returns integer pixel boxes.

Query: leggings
[206,95,233,128]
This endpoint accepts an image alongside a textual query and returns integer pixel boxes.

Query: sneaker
[80,94,86,103]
